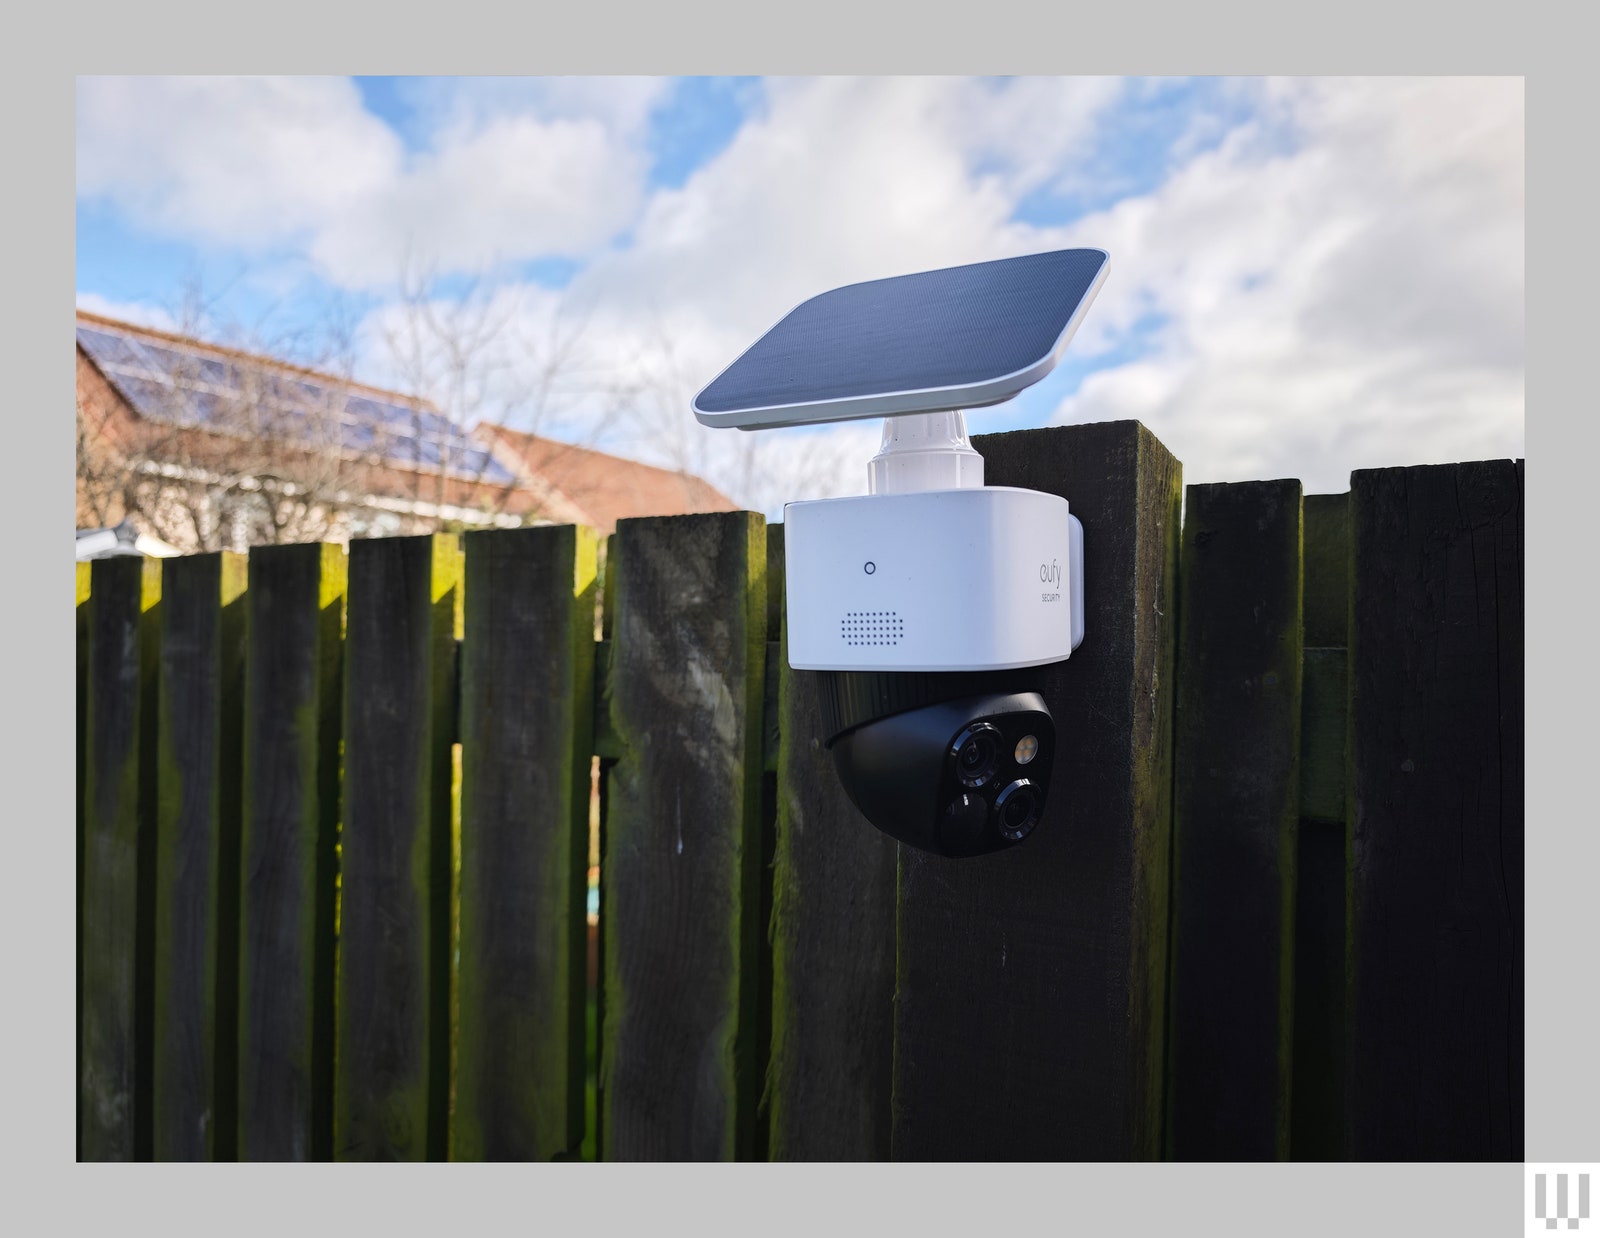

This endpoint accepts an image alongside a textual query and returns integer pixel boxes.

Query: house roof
[478,423,739,534]
[75,310,517,485]
[76,309,741,533]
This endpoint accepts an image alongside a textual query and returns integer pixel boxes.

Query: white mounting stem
[867,411,985,494]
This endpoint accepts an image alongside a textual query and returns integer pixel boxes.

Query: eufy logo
[1530,1168,1595,1233]
[1039,560,1061,603]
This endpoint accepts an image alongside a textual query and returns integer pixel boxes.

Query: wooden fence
[75,420,1524,1161]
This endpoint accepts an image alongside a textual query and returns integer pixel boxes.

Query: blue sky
[76,76,1524,513]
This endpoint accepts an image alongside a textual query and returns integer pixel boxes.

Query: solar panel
[456,447,503,477]
[692,248,1109,429]
[108,375,172,422]
[78,321,518,485]
[78,327,159,378]
[189,391,219,424]
[137,339,188,376]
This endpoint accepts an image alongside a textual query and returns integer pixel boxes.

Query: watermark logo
[1530,1167,1596,1235]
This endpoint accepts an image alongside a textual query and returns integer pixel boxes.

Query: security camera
[827,689,1057,858]
[693,248,1108,857]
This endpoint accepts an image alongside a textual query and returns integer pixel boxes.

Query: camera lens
[950,722,1002,788]
[993,779,1040,842]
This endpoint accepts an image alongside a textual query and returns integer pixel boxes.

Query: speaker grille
[841,610,904,647]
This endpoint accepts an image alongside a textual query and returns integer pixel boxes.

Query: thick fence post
[80,556,161,1160]
[892,420,1181,1160]
[1167,480,1302,1160]
[1346,460,1523,1159]
[600,511,767,1160]
[152,552,247,1160]
[768,522,898,1161]
[238,543,344,1160]
[454,525,597,1160]
[335,534,462,1161]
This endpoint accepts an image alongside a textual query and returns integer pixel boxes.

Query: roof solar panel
[79,320,519,484]
[138,340,185,372]
[79,327,159,378]
[693,248,1109,429]
[110,375,172,421]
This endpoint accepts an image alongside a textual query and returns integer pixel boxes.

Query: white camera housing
[785,486,1084,672]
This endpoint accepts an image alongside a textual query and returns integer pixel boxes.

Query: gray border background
[19,6,1586,1234]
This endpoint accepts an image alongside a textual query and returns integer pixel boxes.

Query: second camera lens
[950,722,1003,788]
[993,779,1041,842]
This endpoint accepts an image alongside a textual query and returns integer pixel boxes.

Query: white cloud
[76,77,400,251]
[575,77,1121,336]
[76,76,658,288]
[395,75,671,142]
[311,112,649,285]
[74,292,178,333]
[1046,76,1525,492]
[935,75,1129,200]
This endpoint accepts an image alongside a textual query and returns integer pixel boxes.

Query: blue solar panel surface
[77,323,517,485]
[695,248,1107,417]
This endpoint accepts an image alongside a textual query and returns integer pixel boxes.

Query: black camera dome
[820,671,1056,859]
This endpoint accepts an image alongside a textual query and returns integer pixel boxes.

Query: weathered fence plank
[592,532,617,1164]
[752,523,783,1162]
[1346,460,1523,1159]
[768,525,898,1161]
[454,525,597,1160]
[80,556,161,1161]
[600,511,767,1160]
[335,534,462,1160]
[1291,492,1349,1160]
[76,562,90,1162]
[892,420,1181,1160]
[152,552,246,1160]
[238,543,345,1160]
[1168,480,1302,1160]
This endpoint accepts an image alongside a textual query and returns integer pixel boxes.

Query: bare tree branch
[77,262,670,549]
